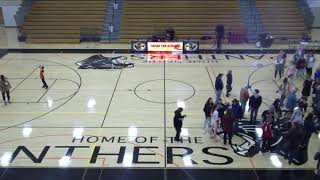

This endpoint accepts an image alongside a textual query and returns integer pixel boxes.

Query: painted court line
[101,69,123,127]
[10,66,39,94]
[36,79,57,103]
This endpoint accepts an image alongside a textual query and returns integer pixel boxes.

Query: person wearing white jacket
[210,105,220,142]
[291,103,304,125]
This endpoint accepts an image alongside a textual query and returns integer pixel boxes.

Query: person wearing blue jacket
[231,99,242,133]
[215,73,224,103]
[286,89,297,112]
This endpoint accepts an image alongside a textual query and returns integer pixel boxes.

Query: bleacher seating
[119,0,246,44]
[22,0,107,44]
[256,0,307,42]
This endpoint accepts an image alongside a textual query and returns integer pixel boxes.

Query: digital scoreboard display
[147,42,183,52]
[131,41,199,53]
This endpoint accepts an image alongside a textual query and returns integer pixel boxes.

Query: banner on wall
[147,42,183,52]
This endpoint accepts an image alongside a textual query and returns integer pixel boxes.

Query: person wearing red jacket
[221,108,235,145]
[40,66,48,89]
[261,118,273,153]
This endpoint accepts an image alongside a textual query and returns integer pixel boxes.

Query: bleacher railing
[296,0,314,29]
[14,0,32,41]
[80,0,116,42]
[95,0,119,42]
[248,0,262,41]
[14,0,32,27]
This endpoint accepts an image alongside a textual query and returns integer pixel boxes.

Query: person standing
[296,57,306,79]
[291,102,305,125]
[285,122,303,165]
[294,48,306,79]
[203,97,214,133]
[0,75,11,105]
[275,53,284,79]
[287,62,297,91]
[268,99,282,128]
[261,117,273,153]
[278,78,289,107]
[315,67,320,81]
[293,47,305,64]
[302,75,313,100]
[231,99,242,133]
[303,113,315,148]
[215,73,224,103]
[297,97,308,115]
[306,53,316,77]
[216,98,229,120]
[221,108,235,145]
[314,145,320,175]
[240,85,250,116]
[215,24,224,50]
[280,50,287,75]
[210,104,219,142]
[173,107,186,142]
[286,89,297,112]
[226,70,232,97]
[40,66,48,89]
[261,110,271,124]
[249,89,262,124]
[313,83,320,117]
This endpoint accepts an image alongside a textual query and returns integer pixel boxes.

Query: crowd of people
[173,47,320,168]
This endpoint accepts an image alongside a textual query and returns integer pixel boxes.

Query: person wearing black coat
[303,113,315,148]
[174,107,186,141]
[215,24,224,50]
[302,76,313,99]
[226,70,233,97]
[249,89,262,124]
[203,97,214,131]
[297,97,308,113]
[215,73,224,103]
[216,99,229,119]
[285,122,303,165]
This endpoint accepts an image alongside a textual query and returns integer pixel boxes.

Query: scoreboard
[131,41,199,53]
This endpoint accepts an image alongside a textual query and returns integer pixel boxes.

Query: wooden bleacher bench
[256,0,307,43]
[23,0,107,44]
[120,0,245,44]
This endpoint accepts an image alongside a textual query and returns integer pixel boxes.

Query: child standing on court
[40,66,48,89]
[261,117,273,153]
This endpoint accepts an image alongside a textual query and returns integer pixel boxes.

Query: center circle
[134,79,195,104]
